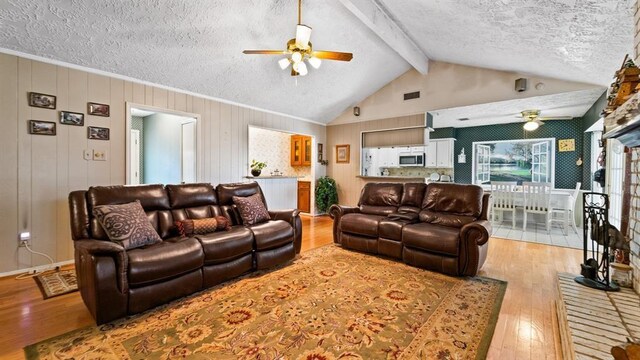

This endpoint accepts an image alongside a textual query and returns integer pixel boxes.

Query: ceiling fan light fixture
[295,24,312,48]
[308,56,321,69]
[278,58,291,70]
[291,51,303,63]
[293,61,308,76]
[523,121,539,131]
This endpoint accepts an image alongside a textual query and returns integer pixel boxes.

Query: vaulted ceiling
[0,0,633,124]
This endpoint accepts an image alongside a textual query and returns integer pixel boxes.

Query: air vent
[404,91,420,101]
[457,117,470,121]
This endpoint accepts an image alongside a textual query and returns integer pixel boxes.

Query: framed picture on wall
[336,144,350,164]
[88,102,110,117]
[29,92,57,109]
[318,143,323,161]
[88,126,110,140]
[59,111,84,126]
[29,120,56,136]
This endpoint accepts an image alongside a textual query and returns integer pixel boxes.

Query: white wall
[143,113,188,184]
[0,53,326,273]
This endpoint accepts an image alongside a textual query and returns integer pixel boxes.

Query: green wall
[452,120,585,189]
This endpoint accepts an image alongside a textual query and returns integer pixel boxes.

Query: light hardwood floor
[0,215,582,359]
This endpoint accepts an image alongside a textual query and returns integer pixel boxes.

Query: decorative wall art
[59,111,84,126]
[88,126,110,140]
[29,92,56,109]
[29,120,56,136]
[336,144,350,164]
[88,102,110,117]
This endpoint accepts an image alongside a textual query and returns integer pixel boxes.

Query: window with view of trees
[472,138,555,187]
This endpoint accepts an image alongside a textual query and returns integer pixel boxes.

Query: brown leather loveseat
[329,182,491,276]
[69,182,301,324]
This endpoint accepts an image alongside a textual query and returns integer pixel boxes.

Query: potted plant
[315,176,338,213]
[250,160,267,177]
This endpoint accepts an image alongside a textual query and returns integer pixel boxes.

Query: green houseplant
[315,176,338,213]
[250,160,267,177]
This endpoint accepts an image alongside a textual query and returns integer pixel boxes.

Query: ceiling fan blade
[538,116,573,121]
[295,25,312,49]
[313,51,353,61]
[243,50,286,55]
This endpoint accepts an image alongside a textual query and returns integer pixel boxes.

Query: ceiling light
[295,24,312,49]
[278,58,290,70]
[523,121,539,131]
[291,51,303,63]
[308,56,321,69]
[293,61,308,76]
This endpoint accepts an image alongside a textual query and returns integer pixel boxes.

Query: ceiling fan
[242,0,353,77]
[518,110,572,131]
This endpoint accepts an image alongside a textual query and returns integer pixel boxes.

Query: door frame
[130,129,141,184]
[181,120,197,184]
[125,102,202,185]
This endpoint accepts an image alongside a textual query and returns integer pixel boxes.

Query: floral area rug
[25,245,506,359]
[34,269,78,300]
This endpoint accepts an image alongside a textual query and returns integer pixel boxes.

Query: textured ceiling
[379,0,634,87]
[0,0,633,124]
[0,0,410,123]
[431,88,605,128]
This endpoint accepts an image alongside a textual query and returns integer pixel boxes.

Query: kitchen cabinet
[291,135,312,166]
[297,181,311,213]
[425,139,455,168]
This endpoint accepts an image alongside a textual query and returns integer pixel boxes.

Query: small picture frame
[29,92,57,109]
[29,120,56,136]
[88,126,110,140]
[318,143,324,162]
[88,102,110,117]
[59,111,84,126]
[336,144,350,164]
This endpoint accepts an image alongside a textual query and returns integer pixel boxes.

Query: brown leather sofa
[329,182,491,276]
[69,182,301,324]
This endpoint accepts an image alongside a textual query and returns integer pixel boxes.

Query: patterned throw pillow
[92,200,162,250]
[175,216,232,237]
[232,193,271,225]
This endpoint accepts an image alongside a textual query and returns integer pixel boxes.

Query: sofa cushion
[233,193,271,225]
[379,218,416,241]
[401,183,427,207]
[402,223,460,256]
[359,205,397,216]
[195,226,254,265]
[249,220,294,251]
[422,183,483,218]
[418,210,477,229]
[92,200,162,250]
[127,237,204,287]
[358,183,403,207]
[166,183,217,208]
[340,213,385,237]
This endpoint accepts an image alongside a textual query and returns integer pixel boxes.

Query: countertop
[356,175,427,180]
[244,176,301,179]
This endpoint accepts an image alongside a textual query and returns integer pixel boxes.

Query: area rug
[25,245,506,359]
[33,269,78,300]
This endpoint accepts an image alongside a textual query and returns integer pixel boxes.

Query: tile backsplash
[382,167,454,179]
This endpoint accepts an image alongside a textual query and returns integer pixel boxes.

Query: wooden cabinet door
[297,181,311,213]
[291,135,302,166]
[302,136,312,166]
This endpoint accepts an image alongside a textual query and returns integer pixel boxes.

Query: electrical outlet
[93,150,107,161]
[83,149,93,160]
[18,232,30,247]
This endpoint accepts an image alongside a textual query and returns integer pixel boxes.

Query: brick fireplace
[631,0,640,291]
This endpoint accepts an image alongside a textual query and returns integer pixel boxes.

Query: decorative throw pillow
[92,200,162,250]
[175,216,232,237]
[232,193,270,225]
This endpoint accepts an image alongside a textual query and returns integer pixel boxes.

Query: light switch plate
[93,150,107,161]
[83,149,93,160]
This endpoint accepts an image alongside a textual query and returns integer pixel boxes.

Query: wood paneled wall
[326,114,424,206]
[0,53,325,273]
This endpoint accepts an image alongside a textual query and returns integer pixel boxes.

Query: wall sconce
[353,106,360,116]
[458,148,466,163]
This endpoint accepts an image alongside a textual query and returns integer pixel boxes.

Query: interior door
[181,121,196,184]
[130,129,140,185]
[475,144,491,184]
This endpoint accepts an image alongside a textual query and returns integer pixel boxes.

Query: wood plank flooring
[0,215,582,359]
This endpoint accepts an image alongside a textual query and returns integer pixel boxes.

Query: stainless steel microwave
[398,153,425,167]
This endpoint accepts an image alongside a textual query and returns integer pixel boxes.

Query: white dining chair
[522,182,552,233]
[550,182,581,235]
[490,181,518,228]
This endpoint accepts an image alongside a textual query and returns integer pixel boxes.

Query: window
[606,138,625,229]
[472,138,555,187]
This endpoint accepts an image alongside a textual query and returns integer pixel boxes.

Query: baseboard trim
[0,260,75,279]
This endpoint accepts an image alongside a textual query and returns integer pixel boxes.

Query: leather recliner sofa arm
[74,239,129,324]
[269,209,303,254]
[328,204,360,244]
[459,220,492,276]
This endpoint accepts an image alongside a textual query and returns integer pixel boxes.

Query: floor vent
[403,91,420,101]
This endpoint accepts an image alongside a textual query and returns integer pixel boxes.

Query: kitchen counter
[356,175,426,181]
[244,176,301,179]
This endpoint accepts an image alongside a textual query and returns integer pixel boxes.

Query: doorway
[126,103,200,185]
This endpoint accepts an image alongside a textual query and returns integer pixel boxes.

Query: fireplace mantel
[604,91,640,147]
